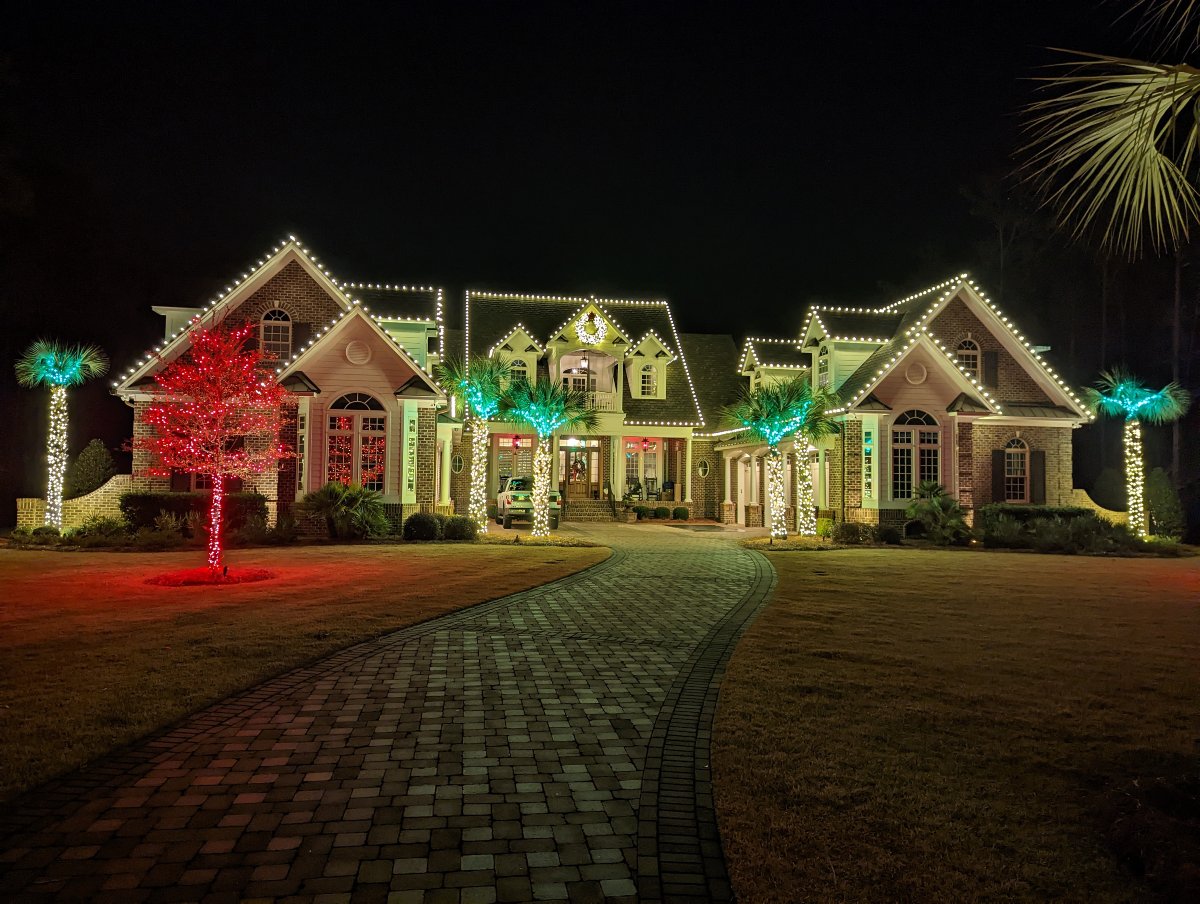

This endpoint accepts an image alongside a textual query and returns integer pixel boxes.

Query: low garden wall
[1069,488,1128,525]
[16,475,133,531]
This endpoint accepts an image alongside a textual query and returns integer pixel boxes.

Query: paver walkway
[0,524,775,904]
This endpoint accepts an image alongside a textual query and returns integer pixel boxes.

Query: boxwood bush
[632,505,650,520]
[672,506,689,520]
[119,491,267,531]
[443,515,478,541]
[977,503,1094,532]
[403,511,442,541]
[654,506,671,519]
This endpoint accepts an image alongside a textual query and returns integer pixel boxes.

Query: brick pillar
[416,407,437,505]
[957,421,974,522]
[131,400,171,492]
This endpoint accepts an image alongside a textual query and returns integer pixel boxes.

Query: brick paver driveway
[0,523,774,904]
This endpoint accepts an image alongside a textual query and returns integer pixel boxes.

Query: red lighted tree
[140,321,292,576]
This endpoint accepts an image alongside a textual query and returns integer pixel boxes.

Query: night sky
[0,1,1169,520]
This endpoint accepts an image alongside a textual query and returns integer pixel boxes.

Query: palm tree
[723,376,839,539]
[1086,368,1191,536]
[435,356,511,532]
[15,340,109,529]
[498,379,598,537]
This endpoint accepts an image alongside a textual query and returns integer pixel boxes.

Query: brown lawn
[714,548,1200,903]
[0,542,608,801]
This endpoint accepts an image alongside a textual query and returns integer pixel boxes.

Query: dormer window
[817,347,830,387]
[957,338,980,379]
[261,309,292,360]
[641,364,657,397]
[509,358,529,385]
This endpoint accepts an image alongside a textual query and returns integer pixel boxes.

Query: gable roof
[466,291,706,425]
[802,275,1092,420]
[682,334,745,422]
[739,337,810,373]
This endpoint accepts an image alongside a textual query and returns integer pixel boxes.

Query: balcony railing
[587,391,619,412]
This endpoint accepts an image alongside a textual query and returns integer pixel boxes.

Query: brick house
[715,275,1093,527]
[111,238,450,525]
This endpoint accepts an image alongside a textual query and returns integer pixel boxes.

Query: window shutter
[982,351,999,388]
[170,470,191,492]
[1030,450,1046,504]
[990,450,1005,502]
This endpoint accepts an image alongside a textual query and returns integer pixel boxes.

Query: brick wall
[238,259,344,338]
[690,438,719,519]
[416,407,437,504]
[131,400,170,492]
[451,426,470,514]
[957,421,974,512]
[16,474,133,530]
[971,423,1074,506]
[928,297,1051,404]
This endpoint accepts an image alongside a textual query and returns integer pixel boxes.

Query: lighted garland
[46,386,69,528]
[531,440,553,536]
[1125,420,1145,538]
[575,312,607,345]
[469,416,491,533]
[795,446,817,536]
[766,447,788,539]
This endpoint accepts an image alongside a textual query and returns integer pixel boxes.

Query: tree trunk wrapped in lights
[15,340,110,529]
[435,356,511,533]
[498,379,598,538]
[138,320,293,575]
[723,377,838,541]
[794,446,817,536]
[1087,369,1189,539]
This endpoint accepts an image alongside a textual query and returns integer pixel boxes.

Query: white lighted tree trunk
[531,435,553,537]
[1125,419,1146,537]
[766,447,788,539]
[469,416,491,533]
[45,384,69,528]
[794,445,816,536]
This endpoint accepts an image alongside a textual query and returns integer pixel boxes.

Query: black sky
[0,0,1148,513]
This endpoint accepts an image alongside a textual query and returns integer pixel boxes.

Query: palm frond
[1020,50,1200,256]
[15,339,109,388]
[499,378,599,437]
[1122,0,1200,55]
[722,377,840,446]
[435,355,511,419]
[1087,367,1192,422]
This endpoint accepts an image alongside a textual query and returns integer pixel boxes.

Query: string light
[574,311,608,345]
[1125,420,1146,538]
[766,447,788,539]
[46,386,68,528]
[795,445,817,535]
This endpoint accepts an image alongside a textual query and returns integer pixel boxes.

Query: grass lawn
[0,542,608,801]
[713,548,1200,903]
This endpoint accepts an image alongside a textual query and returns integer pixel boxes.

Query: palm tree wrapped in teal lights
[723,376,839,539]
[498,379,599,537]
[15,340,109,529]
[1086,368,1190,537]
[435,356,511,532]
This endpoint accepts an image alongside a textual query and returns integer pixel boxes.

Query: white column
[438,437,451,505]
[749,454,759,504]
[551,434,561,487]
[723,452,732,504]
[684,436,693,502]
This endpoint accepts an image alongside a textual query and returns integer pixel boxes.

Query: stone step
[561,500,619,522]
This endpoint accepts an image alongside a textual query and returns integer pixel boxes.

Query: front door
[563,448,596,499]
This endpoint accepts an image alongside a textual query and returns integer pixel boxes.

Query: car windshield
[507,478,532,491]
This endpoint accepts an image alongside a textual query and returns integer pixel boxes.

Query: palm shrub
[498,379,598,537]
[301,482,389,539]
[435,356,511,533]
[905,481,969,545]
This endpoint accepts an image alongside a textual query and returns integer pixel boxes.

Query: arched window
[817,346,830,387]
[891,410,939,499]
[1004,437,1029,502]
[509,358,529,385]
[956,338,980,379]
[326,393,386,491]
[641,364,657,396]
[261,309,292,361]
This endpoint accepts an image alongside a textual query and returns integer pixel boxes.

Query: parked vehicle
[496,476,561,529]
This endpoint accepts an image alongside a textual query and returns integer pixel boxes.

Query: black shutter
[1030,450,1046,504]
[170,470,191,492]
[982,351,999,388]
[991,450,1005,503]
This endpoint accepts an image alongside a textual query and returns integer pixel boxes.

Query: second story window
[817,347,829,387]
[261,309,292,361]
[509,358,529,385]
[957,338,980,379]
[641,364,657,396]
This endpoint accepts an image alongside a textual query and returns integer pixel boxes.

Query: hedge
[119,492,268,530]
[976,503,1094,532]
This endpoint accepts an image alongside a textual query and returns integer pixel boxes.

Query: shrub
[29,525,61,546]
[270,513,300,544]
[633,505,650,520]
[64,439,116,499]
[816,517,834,539]
[153,509,183,537]
[132,526,179,550]
[672,506,689,520]
[905,481,969,545]
[833,521,862,544]
[433,512,450,535]
[983,514,1025,548]
[443,515,478,541]
[233,514,270,545]
[876,524,903,545]
[403,511,442,541]
[68,515,129,542]
[654,506,671,519]
[977,503,1095,533]
[300,483,389,539]
[119,491,267,530]
[1146,468,1185,540]
[9,527,31,543]
[182,510,206,544]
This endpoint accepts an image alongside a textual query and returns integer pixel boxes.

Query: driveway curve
[0,523,775,904]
